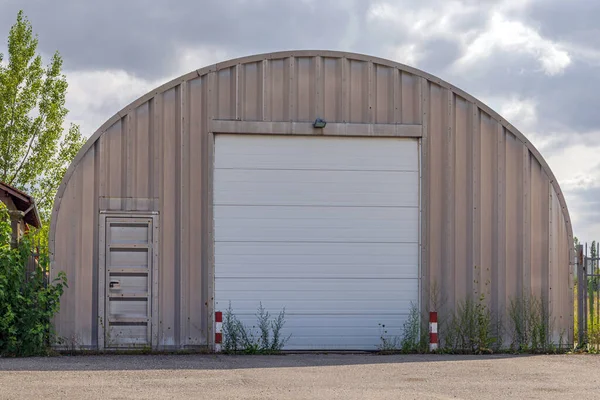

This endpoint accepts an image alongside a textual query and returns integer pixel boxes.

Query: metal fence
[577,243,600,348]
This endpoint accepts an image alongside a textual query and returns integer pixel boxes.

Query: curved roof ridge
[49,50,573,261]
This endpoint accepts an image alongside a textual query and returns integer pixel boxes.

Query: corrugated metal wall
[50,51,573,348]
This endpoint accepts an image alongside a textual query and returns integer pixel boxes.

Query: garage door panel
[214,135,420,350]
[218,291,417,312]
[215,267,418,279]
[264,314,405,329]
[215,264,419,279]
[214,224,418,243]
[214,169,419,207]
[215,134,418,171]
[214,205,417,220]
[277,337,398,350]
[215,242,419,279]
[218,300,418,315]
[216,279,419,314]
[214,209,418,231]
[216,269,418,280]
[217,279,418,299]
[218,277,417,291]
[216,242,416,256]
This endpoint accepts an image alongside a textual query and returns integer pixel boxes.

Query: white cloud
[63,46,232,139]
[500,97,538,130]
[65,70,160,138]
[454,12,571,76]
[174,46,230,76]
[389,43,424,67]
[366,1,481,68]
[545,143,600,190]
[478,94,539,136]
[367,1,479,38]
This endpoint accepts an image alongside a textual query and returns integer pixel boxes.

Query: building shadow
[0,353,541,372]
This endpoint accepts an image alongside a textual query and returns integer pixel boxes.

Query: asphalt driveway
[1,353,599,399]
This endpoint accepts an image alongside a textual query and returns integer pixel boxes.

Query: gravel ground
[1,353,599,399]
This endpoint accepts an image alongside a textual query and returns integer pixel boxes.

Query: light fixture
[313,118,327,129]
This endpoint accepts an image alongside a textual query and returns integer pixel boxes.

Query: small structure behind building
[0,181,41,247]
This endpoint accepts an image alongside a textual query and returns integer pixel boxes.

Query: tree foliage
[0,207,67,356]
[0,10,84,221]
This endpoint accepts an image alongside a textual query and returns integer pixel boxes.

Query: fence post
[578,244,585,346]
[429,311,438,352]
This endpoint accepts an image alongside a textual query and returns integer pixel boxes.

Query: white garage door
[214,134,420,350]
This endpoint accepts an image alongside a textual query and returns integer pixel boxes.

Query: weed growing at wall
[0,214,67,356]
[378,302,425,353]
[222,302,290,354]
[508,294,554,352]
[442,295,496,354]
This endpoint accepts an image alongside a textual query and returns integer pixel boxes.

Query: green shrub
[0,213,67,356]
[443,294,496,354]
[508,294,553,352]
[378,302,422,353]
[400,302,421,352]
[222,302,290,354]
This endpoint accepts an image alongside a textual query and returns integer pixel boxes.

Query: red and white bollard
[429,311,438,352]
[215,311,223,352]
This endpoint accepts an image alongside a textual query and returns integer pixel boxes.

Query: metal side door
[103,217,154,348]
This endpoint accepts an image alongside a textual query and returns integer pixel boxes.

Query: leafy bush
[222,302,290,354]
[0,212,67,356]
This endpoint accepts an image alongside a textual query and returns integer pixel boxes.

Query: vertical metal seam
[446,89,455,307]
[97,214,106,350]
[341,57,348,123]
[367,61,373,124]
[148,99,155,198]
[497,123,506,327]
[121,116,128,207]
[172,85,182,348]
[262,59,268,121]
[207,72,216,348]
[394,69,402,124]
[207,132,215,350]
[548,183,554,328]
[288,57,295,121]
[75,165,83,347]
[523,147,531,297]
[92,142,100,347]
[420,77,429,318]
[146,218,153,345]
[466,99,474,298]
[417,74,423,125]
[235,64,240,120]
[315,56,323,119]
[155,92,164,347]
[128,112,135,201]
[472,103,481,298]
[179,82,187,347]
[152,214,159,348]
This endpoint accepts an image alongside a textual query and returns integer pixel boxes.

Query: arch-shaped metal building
[50,51,573,350]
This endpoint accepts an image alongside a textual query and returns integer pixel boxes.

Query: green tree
[0,10,84,222]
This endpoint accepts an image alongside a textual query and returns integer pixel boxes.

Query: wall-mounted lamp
[313,118,327,129]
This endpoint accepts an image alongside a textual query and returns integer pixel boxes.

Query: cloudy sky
[1,0,599,243]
